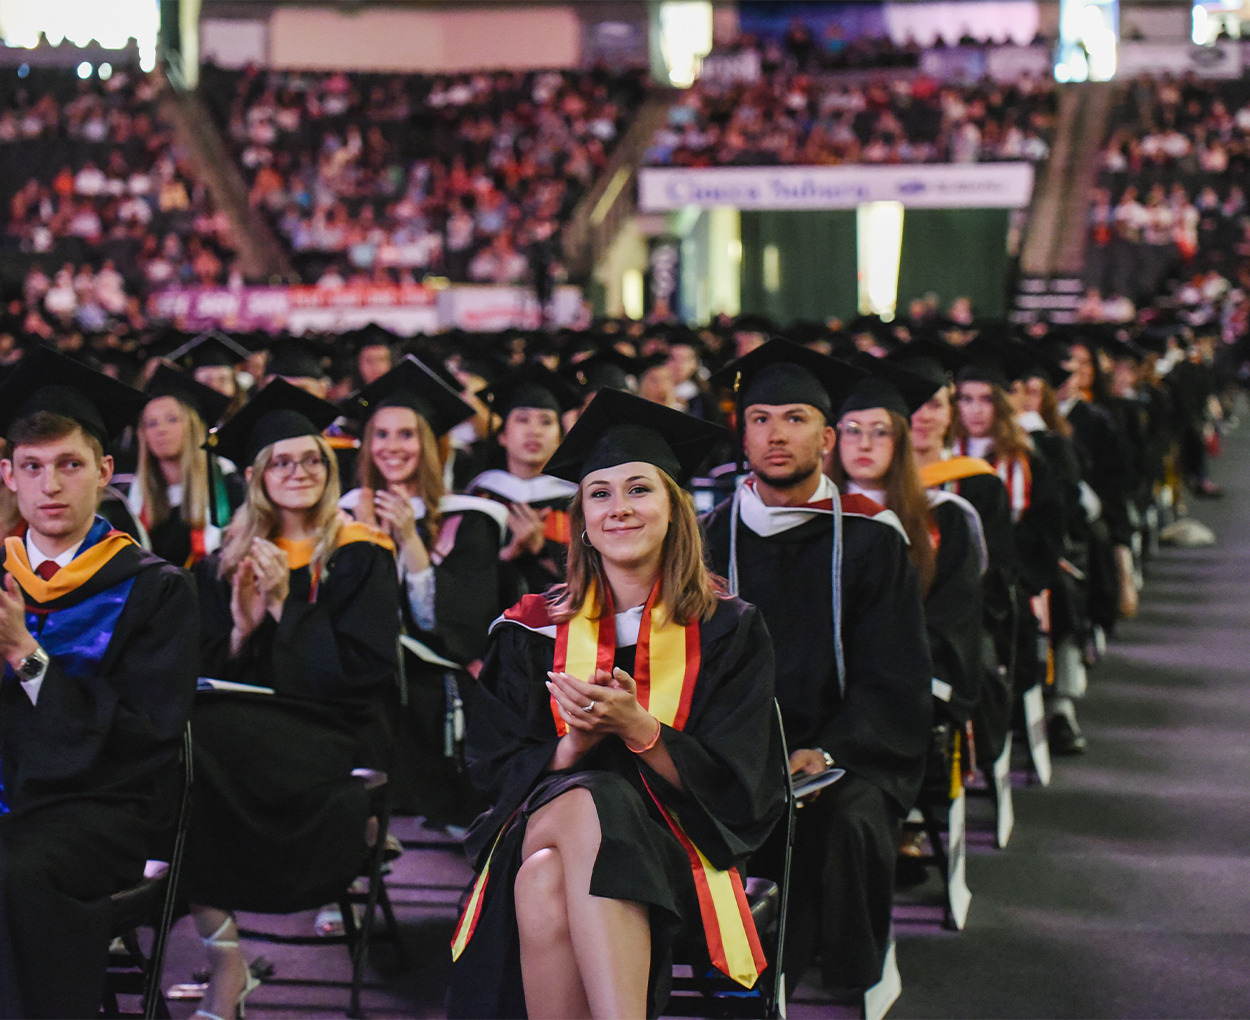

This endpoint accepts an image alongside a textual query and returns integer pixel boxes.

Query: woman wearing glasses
[831,368,987,815]
[182,381,400,1020]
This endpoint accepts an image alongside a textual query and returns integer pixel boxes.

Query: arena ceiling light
[0,0,158,71]
[658,1,713,88]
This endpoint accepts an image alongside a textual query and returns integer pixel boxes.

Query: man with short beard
[702,340,931,1004]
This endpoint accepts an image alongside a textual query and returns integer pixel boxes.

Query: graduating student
[952,356,1064,716]
[469,363,583,599]
[341,355,508,825]
[903,348,1019,771]
[448,390,786,1020]
[174,330,251,414]
[185,381,400,1020]
[129,364,242,567]
[834,363,986,737]
[0,347,197,1019]
[701,340,932,999]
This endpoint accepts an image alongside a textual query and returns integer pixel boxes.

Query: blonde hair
[358,407,445,540]
[548,470,722,627]
[137,396,210,530]
[218,434,342,580]
[830,410,937,595]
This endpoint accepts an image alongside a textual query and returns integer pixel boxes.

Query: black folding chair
[666,701,795,1020]
[234,767,405,1019]
[101,722,194,1020]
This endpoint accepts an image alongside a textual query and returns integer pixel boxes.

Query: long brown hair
[357,407,444,539]
[218,434,342,580]
[548,470,722,627]
[952,381,1033,463]
[830,410,937,595]
[1034,378,1073,438]
[136,396,211,530]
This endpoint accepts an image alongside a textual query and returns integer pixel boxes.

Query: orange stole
[543,508,571,545]
[451,585,767,989]
[918,456,997,489]
[4,530,137,604]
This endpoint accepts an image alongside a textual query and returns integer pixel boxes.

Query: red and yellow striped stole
[451,583,767,989]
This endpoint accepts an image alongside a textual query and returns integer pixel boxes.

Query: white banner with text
[638,163,1036,212]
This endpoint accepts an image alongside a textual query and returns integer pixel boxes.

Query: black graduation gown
[926,497,985,729]
[389,500,507,825]
[143,472,246,568]
[184,537,399,912]
[701,492,931,990]
[447,596,786,1019]
[701,496,932,813]
[467,470,574,602]
[0,529,196,1019]
[1029,429,1090,648]
[938,471,1018,764]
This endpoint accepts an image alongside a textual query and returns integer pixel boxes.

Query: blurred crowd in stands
[645,62,1055,167]
[0,66,238,336]
[1083,74,1250,336]
[198,64,647,287]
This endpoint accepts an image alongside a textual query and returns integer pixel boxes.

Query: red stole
[452,584,767,989]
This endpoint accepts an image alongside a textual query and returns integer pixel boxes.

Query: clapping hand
[0,573,36,670]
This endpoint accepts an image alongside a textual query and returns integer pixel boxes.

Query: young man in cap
[0,347,198,1018]
[701,340,932,1002]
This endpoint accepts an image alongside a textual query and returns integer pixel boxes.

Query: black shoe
[1048,713,1087,755]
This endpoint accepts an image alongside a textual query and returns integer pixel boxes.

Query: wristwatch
[15,645,49,682]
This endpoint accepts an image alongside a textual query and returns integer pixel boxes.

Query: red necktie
[35,561,59,581]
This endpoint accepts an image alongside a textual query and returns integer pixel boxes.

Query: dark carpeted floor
[151,424,1249,1020]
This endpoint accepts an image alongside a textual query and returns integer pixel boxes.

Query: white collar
[614,605,644,647]
[468,469,577,506]
[1016,410,1047,434]
[847,480,887,505]
[738,474,836,537]
[26,531,85,570]
[964,436,994,459]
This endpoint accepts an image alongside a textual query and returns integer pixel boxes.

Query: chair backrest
[770,699,797,1014]
[142,721,195,1018]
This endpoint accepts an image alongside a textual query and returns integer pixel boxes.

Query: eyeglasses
[266,453,327,477]
[837,422,895,444]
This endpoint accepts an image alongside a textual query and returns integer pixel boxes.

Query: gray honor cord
[727,478,846,697]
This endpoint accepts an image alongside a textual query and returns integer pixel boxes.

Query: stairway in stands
[1011,80,1119,323]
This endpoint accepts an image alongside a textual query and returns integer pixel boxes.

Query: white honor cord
[728,475,846,696]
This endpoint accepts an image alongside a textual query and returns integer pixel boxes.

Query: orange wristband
[626,717,663,754]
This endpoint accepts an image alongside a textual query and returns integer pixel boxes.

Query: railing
[562,93,673,282]
[157,53,295,284]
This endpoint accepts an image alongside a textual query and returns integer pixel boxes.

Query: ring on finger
[584,700,595,711]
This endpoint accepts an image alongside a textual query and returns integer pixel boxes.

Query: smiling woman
[448,390,786,1020]
[182,380,400,1020]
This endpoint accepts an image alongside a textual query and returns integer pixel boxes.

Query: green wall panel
[740,210,858,324]
[895,208,1011,319]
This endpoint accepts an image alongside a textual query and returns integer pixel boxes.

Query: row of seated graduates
[1,308,1218,1013]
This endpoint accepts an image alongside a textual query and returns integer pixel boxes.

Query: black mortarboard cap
[267,338,327,380]
[842,353,943,418]
[169,329,250,369]
[342,354,474,438]
[954,337,1010,390]
[145,363,232,425]
[205,378,341,468]
[887,335,971,377]
[544,388,728,486]
[566,348,636,395]
[992,340,1072,389]
[0,345,146,446]
[480,362,582,417]
[713,339,868,420]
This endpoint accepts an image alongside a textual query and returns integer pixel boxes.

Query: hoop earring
[581,530,594,547]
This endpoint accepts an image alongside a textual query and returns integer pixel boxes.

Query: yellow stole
[918,455,997,489]
[274,521,394,600]
[4,531,137,604]
[452,584,767,989]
